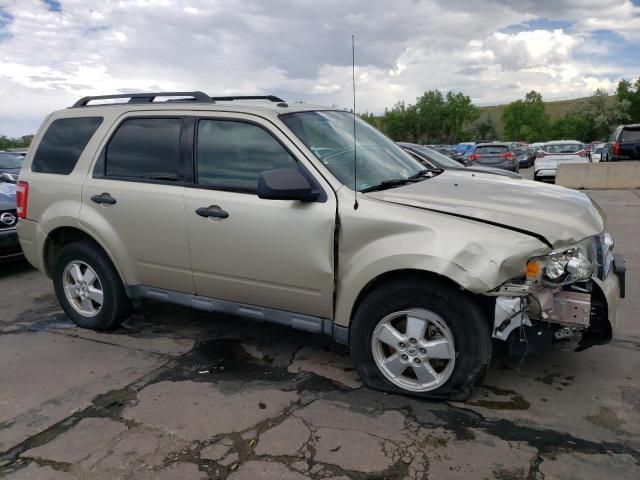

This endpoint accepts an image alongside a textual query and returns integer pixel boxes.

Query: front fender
[334,191,549,327]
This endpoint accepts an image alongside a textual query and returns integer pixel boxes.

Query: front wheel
[350,278,492,400]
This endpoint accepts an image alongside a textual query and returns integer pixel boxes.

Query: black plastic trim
[72,91,212,108]
[126,285,348,344]
[211,95,284,103]
[614,253,626,298]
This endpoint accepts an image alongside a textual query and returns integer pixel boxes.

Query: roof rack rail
[71,91,213,108]
[211,95,285,103]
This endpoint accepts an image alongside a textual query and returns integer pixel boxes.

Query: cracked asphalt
[1,183,639,479]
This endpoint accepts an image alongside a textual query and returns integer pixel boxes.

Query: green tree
[616,78,640,122]
[551,88,630,142]
[502,90,550,142]
[467,113,498,141]
[414,90,446,142]
[441,91,479,143]
[380,101,419,142]
[0,134,32,150]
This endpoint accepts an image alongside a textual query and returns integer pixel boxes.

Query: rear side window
[475,145,508,154]
[32,117,103,174]
[196,120,297,192]
[105,118,182,181]
[621,128,640,142]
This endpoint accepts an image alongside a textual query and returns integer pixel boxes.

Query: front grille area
[0,209,18,230]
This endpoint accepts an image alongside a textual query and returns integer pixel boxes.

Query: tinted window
[196,120,297,192]
[475,145,508,154]
[621,128,640,142]
[105,118,182,180]
[32,117,103,174]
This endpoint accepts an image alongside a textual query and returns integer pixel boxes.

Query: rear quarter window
[32,117,103,174]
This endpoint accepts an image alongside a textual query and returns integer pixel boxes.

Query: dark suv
[609,124,640,161]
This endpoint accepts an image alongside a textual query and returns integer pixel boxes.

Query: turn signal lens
[526,260,540,281]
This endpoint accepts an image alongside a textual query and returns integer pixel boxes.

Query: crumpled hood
[365,170,603,248]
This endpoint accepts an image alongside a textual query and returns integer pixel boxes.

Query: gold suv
[16,92,625,399]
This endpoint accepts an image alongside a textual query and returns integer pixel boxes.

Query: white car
[534,140,589,182]
[590,143,607,162]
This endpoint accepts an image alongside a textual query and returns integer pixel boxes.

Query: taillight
[468,153,480,161]
[16,181,28,219]
[501,152,514,160]
[613,142,620,156]
[578,150,587,157]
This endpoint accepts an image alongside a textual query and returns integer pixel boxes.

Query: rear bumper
[534,168,556,178]
[0,227,23,261]
[16,218,45,271]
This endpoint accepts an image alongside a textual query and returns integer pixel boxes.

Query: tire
[533,174,541,181]
[350,277,492,401]
[52,240,131,330]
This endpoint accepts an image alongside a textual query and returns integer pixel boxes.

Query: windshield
[544,143,582,154]
[411,145,461,168]
[281,111,425,191]
[0,153,23,169]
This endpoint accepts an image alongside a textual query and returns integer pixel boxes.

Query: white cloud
[0,0,637,135]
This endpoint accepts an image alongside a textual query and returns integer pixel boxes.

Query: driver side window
[196,119,297,193]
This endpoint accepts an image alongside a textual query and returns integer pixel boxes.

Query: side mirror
[257,168,318,202]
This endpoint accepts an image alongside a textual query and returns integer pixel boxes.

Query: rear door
[80,115,194,293]
[182,113,336,318]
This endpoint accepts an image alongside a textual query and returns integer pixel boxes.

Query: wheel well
[43,227,108,278]
[350,269,492,326]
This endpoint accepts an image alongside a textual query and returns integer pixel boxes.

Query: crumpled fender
[334,190,549,327]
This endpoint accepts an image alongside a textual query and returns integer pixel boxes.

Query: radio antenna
[352,34,359,210]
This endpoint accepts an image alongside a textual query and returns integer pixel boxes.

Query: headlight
[526,237,595,286]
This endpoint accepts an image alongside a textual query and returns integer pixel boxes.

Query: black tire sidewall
[350,279,492,400]
[53,241,129,330]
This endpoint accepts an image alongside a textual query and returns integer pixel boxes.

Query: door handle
[91,193,117,205]
[196,205,229,219]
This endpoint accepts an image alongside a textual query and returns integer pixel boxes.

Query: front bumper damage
[487,254,625,353]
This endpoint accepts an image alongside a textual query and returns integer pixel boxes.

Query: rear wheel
[350,277,492,400]
[53,241,131,330]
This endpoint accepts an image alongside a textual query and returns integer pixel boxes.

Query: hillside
[477,95,617,134]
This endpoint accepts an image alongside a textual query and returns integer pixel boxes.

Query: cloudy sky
[0,0,639,136]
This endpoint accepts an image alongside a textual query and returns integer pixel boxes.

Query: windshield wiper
[360,178,415,193]
[408,168,442,179]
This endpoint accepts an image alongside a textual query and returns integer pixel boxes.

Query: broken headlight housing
[527,237,596,287]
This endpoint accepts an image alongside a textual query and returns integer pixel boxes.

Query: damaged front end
[485,232,626,355]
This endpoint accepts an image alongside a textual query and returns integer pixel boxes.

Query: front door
[183,114,336,318]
